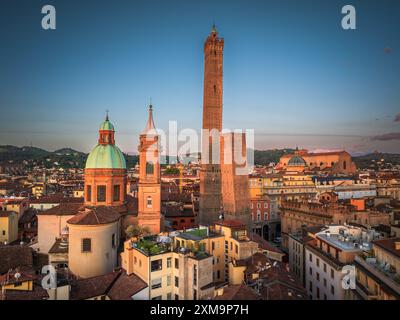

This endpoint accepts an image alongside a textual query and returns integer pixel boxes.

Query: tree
[125,224,151,240]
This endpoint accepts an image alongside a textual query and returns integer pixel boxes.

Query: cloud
[395,113,400,122]
[371,132,400,141]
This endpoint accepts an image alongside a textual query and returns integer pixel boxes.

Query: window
[86,185,91,202]
[217,270,220,279]
[175,258,179,269]
[257,203,261,209]
[113,185,120,201]
[146,161,154,174]
[309,281,313,293]
[323,263,327,273]
[316,258,319,267]
[112,234,116,248]
[323,278,327,287]
[82,238,91,252]
[147,196,153,208]
[175,294,179,300]
[331,285,335,295]
[2,230,5,236]
[316,287,320,299]
[235,244,238,254]
[97,185,106,202]
[331,269,334,279]
[174,276,179,288]
[167,293,172,300]
[193,265,197,286]
[309,253,312,262]
[167,276,171,286]
[151,278,162,289]
[317,272,320,281]
[167,257,172,268]
[212,241,215,251]
[151,259,162,272]
[264,203,268,208]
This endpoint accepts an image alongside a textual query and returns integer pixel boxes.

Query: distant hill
[1,145,399,170]
[353,152,400,169]
[253,149,295,166]
[0,145,138,169]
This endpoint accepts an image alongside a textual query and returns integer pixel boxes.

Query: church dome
[99,119,115,131]
[85,144,126,169]
[288,155,307,166]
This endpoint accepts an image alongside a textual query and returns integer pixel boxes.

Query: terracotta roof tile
[214,285,260,300]
[107,271,147,300]
[70,271,121,300]
[0,246,33,274]
[67,206,120,225]
[37,202,84,216]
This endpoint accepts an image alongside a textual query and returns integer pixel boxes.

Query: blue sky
[0,0,399,154]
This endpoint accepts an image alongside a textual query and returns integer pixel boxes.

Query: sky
[0,0,399,155]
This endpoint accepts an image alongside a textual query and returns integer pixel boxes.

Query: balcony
[354,255,400,296]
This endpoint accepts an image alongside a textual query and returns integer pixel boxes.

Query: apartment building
[305,225,379,300]
[121,235,215,300]
[353,238,400,300]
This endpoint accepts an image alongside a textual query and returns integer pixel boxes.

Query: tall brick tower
[199,25,224,225]
[137,104,162,234]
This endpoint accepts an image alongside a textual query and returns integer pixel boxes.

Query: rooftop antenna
[105,109,109,121]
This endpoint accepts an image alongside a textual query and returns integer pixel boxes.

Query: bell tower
[199,25,224,225]
[137,104,162,234]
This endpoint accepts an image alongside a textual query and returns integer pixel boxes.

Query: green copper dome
[99,119,115,131]
[85,144,126,169]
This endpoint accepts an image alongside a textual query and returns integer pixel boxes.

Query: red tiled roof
[70,271,120,300]
[107,271,147,300]
[69,270,147,300]
[4,283,49,300]
[214,285,260,300]
[37,202,83,216]
[215,219,246,228]
[0,246,33,274]
[67,206,120,225]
